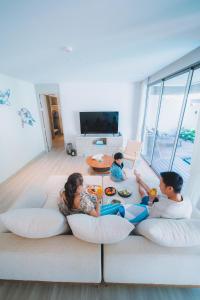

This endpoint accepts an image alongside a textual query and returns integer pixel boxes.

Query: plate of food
[86,185,103,196]
[104,186,117,196]
[118,189,132,198]
[111,199,121,204]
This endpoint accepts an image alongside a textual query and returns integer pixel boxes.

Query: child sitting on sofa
[134,170,192,219]
[58,173,100,217]
[110,152,127,182]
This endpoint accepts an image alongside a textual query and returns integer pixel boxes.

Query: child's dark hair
[160,171,183,193]
[114,152,123,160]
[64,173,83,209]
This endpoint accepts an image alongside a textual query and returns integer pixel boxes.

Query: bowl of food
[105,186,116,196]
[118,189,132,198]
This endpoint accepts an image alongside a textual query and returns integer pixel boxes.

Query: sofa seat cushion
[11,185,47,209]
[0,233,101,283]
[102,175,141,205]
[104,236,200,285]
[136,218,200,247]
[44,175,102,209]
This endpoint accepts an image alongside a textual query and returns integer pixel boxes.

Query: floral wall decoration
[18,107,36,127]
[0,89,11,105]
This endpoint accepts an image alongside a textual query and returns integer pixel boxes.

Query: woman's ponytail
[64,173,83,209]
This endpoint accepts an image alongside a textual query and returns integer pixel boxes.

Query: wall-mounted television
[79,111,119,134]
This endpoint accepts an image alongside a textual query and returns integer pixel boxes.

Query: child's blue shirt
[110,162,124,181]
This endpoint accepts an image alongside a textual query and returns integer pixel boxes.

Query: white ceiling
[0,0,200,83]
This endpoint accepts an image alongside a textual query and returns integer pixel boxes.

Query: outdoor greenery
[179,128,195,143]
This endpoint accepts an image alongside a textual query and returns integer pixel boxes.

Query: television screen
[79,111,119,134]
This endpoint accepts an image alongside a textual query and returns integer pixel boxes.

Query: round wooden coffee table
[86,155,113,174]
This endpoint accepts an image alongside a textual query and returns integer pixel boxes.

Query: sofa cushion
[136,218,200,247]
[102,175,140,205]
[104,236,200,285]
[67,214,134,244]
[0,215,9,233]
[0,185,47,234]
[10,185,47,209]
[1,208,69,238]
[0,234,101,283]
[44,175,102,209]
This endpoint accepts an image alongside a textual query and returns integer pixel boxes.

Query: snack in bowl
[118,189,132,198]
[105,186,117,196]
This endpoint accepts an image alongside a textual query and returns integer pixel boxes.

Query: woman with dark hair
[58,173,100,217]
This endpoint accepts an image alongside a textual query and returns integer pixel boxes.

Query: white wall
[0,74,45,183]
[59,82,141,147]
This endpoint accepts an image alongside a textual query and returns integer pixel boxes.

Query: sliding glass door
[172,68,200,183]
[151,72,189,173]
[142,64,200,188]
[141,83,162,164]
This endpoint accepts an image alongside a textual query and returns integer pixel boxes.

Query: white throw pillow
[67,214,134,244]
[136,218,200,247]
[1,208,69,238]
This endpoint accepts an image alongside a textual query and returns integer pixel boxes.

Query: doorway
[39,94,64,151]
[45,95,64,149]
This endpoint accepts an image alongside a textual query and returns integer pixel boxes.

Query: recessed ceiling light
[61,46,73,53]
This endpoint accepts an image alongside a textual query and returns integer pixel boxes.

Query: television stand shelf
[75,134,123,156]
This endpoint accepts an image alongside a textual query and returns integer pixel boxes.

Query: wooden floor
[0,281,200,300]
[0,139,157,213]
[0,142,88,213]
[0,141,200,299]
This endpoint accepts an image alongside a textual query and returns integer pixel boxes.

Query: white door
[39,94,52,152]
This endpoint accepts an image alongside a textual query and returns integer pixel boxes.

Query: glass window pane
[151,72,189,173]
[172,68,200,185]
[142,83,162,163]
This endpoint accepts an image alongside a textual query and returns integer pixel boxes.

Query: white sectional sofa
[103,236,200,285]
[0,175,102,283]
[0,234,101,283]
[0,174,200,285]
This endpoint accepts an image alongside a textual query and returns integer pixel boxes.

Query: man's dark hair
[114,152,123,160]
[160,171,183,193]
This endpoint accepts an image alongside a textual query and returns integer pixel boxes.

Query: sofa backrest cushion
[10,185,47,209]
[44,175,102,209]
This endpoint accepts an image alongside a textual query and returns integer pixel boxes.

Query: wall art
[0,89,11,105]
[18,107,36,127]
